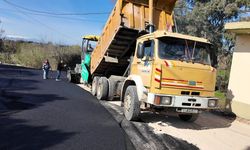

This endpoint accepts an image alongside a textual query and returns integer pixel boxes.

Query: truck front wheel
[123,86,140,121]
[96,77,109,100]
[178,114,199,122]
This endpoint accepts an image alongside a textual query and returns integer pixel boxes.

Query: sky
[0,0,115,45]
[0,0,249,45]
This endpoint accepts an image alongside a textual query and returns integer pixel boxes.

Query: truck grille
[182,102,201,107]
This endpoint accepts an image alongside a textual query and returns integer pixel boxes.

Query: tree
[0,20,4,52]
[174,0,249,91]
[0,20,4,38]
[174,0,249,65]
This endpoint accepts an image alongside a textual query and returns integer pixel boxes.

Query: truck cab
[122,31,218,121]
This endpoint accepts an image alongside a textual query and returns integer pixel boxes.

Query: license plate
[179,109,198,113]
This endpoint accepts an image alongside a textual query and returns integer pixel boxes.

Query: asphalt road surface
[0,64,134,150]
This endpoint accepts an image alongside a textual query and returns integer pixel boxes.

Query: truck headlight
[154,96,172,105]
[161,96,172,105]
[208,99,217,107]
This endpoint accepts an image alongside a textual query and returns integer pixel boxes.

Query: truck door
[134,40,154,88]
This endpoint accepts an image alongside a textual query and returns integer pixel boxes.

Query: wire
[5,3,77,42]
[0,7,106,23]
[3,0,109,16]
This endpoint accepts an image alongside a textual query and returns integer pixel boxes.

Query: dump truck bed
[90,0,176,76]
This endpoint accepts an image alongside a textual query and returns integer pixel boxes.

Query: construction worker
[42,59,51,79]
[56,60,66,81]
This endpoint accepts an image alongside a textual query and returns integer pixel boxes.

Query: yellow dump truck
[90,0,218,122]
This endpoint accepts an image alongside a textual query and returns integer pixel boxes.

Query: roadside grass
[215,91,226,110]
[0,40,81,70]
[216,68,229,110]
[217,69,228,77]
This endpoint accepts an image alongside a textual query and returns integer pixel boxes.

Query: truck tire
[96,77,109,100]
[67,71,72,82]
[67,71,80,83]
[75,74,81,84]
[178,114,199,122]
[108,78,115,101]
[92,77,100,96]
[123,86,140,121]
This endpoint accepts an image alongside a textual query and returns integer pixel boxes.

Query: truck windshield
[82,39,97,53]
[158,37,211,65]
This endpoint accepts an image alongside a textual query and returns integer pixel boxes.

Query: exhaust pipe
[149,0,154,33]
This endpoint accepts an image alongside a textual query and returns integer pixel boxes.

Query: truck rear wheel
[123,86,140,121]
[178,114,199,122]
[96,77,109,100]
[92,77,100,96]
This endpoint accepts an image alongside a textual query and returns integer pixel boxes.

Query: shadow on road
[245,146,250,150]
[1,91,66,113]
[0,65,76,149]
[0,76,66,114]
[0,116,76,150]
[105,100,236,130]
[139,111,236,130]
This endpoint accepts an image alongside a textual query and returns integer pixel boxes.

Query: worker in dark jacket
[56,60,65,81]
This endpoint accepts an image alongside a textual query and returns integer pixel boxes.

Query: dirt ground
[147,112,250,150]
[78,84,250,150]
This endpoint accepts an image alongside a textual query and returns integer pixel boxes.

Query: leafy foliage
[0,20,4,52]
[0,20,4,38]
[174,0,249,64]
[174,0,249,93]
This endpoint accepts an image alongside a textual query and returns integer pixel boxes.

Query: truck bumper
[146,93,218,110]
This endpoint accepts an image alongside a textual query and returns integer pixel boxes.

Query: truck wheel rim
[125,94,131,112]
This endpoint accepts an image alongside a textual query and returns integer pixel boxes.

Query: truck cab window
[82,40,97,53]
[143,40,154,58]
[158,37,211,65]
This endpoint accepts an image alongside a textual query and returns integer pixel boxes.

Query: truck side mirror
[137,43,144,59]
[209,45,218,68]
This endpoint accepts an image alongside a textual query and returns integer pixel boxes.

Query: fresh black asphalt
[0,64,133,150]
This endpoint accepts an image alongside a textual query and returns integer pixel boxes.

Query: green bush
[1,40,81,70]
[215,91,226,109]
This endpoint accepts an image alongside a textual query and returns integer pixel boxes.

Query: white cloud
[5,34,30,40]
